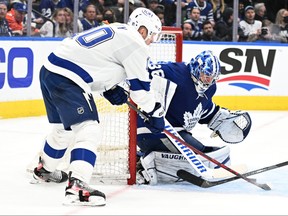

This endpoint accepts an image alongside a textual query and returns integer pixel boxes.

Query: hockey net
[27,27,183,185]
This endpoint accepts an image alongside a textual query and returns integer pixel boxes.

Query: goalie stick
[126,100,271,191]
[177,161,288,188]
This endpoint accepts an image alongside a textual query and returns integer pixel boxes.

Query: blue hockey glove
[143,103,165,134]
[103,85,128,105]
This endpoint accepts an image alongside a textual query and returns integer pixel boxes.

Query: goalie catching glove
[208,108,252,144]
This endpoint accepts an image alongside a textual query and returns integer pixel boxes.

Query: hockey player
[32,7,164,206]
[137,50,252,185]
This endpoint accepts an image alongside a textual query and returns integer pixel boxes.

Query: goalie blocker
[136,146,231,185]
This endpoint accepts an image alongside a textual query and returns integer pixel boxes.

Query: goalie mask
[189,50,221,97]
[127,7,162,43]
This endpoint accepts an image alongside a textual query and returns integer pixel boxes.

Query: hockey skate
[63,172,106,207]
[32,157,68,184]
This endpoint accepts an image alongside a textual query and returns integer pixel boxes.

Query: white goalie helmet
[128,7,162,43]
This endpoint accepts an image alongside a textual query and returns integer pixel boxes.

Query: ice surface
[0,111,287,215]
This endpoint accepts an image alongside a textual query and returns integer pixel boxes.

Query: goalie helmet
[189,50,221,96]
[127,7,162,43]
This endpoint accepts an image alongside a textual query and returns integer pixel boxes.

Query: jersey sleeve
[122,45,156,113]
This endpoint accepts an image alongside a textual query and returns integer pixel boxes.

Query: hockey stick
[177,161,288,188]
[126,101,271,191]
[127,100,215,178]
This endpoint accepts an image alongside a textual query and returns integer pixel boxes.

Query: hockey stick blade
[177,161,288,189]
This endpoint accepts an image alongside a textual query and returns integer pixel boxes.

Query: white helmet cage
[128,7,162,42]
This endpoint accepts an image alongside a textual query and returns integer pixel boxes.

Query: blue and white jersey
[39,0,68,18]
[43,23,156,113]
[186,0,214,23]
[137,61,220,140]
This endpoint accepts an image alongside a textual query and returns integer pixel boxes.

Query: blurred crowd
[0,0,287,42]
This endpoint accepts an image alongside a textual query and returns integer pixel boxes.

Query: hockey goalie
[136,50,252,185]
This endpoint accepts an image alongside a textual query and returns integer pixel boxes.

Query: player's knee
[71,120,101,147]
[47,124,74,149]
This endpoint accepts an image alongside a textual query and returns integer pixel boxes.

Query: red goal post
[127,26,183,184]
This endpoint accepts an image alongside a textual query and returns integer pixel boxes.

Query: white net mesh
[150,33,178,63]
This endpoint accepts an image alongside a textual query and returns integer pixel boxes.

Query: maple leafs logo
[183,103,205,131]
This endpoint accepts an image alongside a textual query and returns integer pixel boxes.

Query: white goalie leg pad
[137,153,158,185]
[151,146,231,183]
[198,146,231,169]
[42,124,75,172]
[69,120,102,182]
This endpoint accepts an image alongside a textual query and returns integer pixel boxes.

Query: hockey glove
[208,108,252,144]
[142,103,165,134]
[103,85,128,105]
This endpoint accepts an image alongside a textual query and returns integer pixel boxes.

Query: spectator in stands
[102,8,116,24]
[256,18,287,43]
[39,8,69,37]
[181,22,193,40]
[239,5,262,42]
[153,6,165,26]
[210,0,226,23]
[89,0,106,23]
[80,4,99,31]
[5,2,27,36]
[0,1,12,36]
[214,7,245,42]
[114,0,135,23]
[254,2,268,23]
[186,0,214,26]
[201,19,221,41]
[147,0,159,11]
[77,0,90,19]
[63,7,83,35]
[38,0,67,19]
[265,0,288,23]
[29,22,41,36]
[160,0,177,26]
[274,8,288,42]
[184,6,202,40]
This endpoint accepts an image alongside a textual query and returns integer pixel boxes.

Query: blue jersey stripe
[129,78,150,91]
[43,141,67,159]
[70,148,96,166]
[48,53,93,83]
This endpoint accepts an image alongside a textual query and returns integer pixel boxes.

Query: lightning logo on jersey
[82,92,93,112]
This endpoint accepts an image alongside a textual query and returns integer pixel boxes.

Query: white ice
[0,111,287,215]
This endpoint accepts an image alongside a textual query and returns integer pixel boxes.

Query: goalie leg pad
[136,152,158,185]
[145,146,231,184]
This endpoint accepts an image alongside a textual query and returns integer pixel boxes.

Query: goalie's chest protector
[160,63,217,130]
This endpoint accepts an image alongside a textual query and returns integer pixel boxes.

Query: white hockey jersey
[43,23,156,113]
